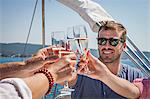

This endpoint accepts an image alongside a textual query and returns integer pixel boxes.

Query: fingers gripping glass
[97,38,124,46]
[71,25,91,74]
[51,31,74,99]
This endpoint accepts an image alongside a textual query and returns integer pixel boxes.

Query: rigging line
[22,0,39,56]
[127,36,150,65]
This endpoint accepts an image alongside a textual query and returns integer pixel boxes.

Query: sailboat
[2,0,149,99]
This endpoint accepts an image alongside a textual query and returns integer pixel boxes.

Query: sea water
[0,57,26,63]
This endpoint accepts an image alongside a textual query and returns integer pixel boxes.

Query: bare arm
[0,61,27,79]
[102,72,140,98]
[22,72,49,99]
[0,56,58,80]
[0,46,59,79]
[22,54,77,99]
[78,52,140,98]
[0,54,76,99]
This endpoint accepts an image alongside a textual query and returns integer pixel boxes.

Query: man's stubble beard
[99,53,121,64]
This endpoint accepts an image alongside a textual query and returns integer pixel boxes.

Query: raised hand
[45,53,77,84]
[34,46,57,59]
[78,51,111,81]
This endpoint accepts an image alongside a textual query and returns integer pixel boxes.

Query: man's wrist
[100,69,113,82]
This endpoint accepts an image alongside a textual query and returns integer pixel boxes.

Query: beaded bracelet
[34,68,54,95]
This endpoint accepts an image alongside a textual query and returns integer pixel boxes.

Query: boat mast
[42,0,45,48]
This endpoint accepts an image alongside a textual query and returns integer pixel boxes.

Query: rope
[22,0,39,56]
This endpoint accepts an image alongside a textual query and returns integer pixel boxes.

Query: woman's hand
[34,46,77,84]
[34,46,57,59]
[44,53,77,84]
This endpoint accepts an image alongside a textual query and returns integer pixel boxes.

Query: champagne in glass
[51,31,74,99]
[66,26,79,76]
[51,31,66,47]
[73,25,91,74]
[67,25,88,54]
[72,38,88,56]
[51,31,66,57]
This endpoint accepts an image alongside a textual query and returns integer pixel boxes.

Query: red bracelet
[34,68,54,95]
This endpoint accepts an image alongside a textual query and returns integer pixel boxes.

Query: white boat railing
[127,36,150,66]
[125,36,150,77]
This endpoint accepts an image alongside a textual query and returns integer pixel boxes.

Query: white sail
[57,0,115,32]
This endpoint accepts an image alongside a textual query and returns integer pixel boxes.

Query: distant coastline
[0,43,44,57]
[0,43,150,59]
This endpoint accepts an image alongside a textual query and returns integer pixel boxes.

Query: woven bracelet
[34,68,54,95]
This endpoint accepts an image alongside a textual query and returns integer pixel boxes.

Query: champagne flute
[67,26,78,75]
[51,31,74,99]
[73,25,88,53]
[51,31,66,46]
[73,25,91,74]
[51,31,66,53]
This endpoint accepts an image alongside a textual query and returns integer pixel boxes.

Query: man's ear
[122,42,126,51]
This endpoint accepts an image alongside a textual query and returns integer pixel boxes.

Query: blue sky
[0,0,150,51]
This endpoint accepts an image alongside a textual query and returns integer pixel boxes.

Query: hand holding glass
[68,25,92,74]
[51,31,74,99]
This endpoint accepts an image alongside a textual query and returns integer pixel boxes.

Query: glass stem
[64,81,68,89]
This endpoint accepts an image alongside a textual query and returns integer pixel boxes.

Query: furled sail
[57,0,115,33]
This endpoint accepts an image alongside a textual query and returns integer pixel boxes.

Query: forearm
[101,72,140,98]
[0,73,49,99]
[0,61,26,79]
[0,57,43,79]
[23,73,49,99]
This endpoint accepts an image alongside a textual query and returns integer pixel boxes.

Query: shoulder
[133,77,150,98]
[119,64,144,82]
[122,64,142,74]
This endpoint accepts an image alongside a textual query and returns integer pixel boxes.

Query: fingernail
[54,58,60,63]
[87,50,90,56]
[86,60,88,64]
[80,55,82,58]
[42,56,46,60]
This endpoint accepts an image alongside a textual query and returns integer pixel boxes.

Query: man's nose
[104,41,111,49]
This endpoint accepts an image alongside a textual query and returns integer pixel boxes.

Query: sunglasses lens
[97,38,120,46]
[110,38,119,46]
[98,38,107,45]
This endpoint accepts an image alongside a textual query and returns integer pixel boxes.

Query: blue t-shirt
[71,64,143,99]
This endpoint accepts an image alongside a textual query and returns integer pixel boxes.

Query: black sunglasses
[97,37,124,47]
